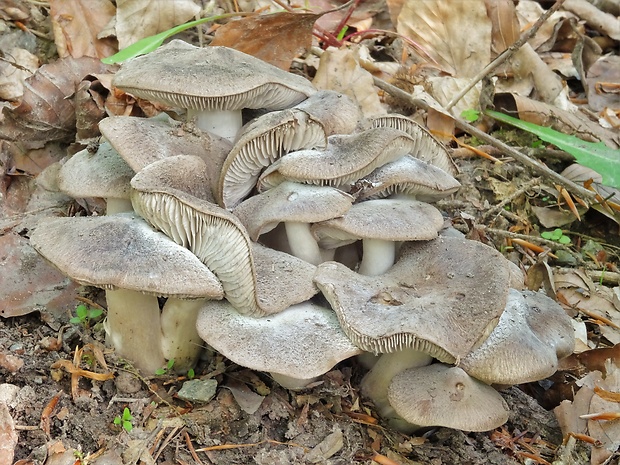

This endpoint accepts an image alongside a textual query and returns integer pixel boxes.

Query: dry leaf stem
[481,177,541,222]
[444,0,567,111]
[372,77,598,204]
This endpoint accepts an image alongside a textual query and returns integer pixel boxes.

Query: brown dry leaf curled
[0,57,115,145]
[49,0,117,59]
[211,12,320,70]
[115,0,201,49]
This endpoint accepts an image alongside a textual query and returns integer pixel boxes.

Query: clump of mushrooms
[30,40,576,435]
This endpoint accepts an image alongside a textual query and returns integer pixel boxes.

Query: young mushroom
[112,39,316,142]
[354,155,461,203]
[233,181,354,265]
[130,156,319,317]
[257,128,418,192]
[387,364,510,432]
[57,142,134,214]
[99,115,232,194]
[459,289,575,385]
[370,114,458,176]
[30,214,224,374]
[312,199,444,275]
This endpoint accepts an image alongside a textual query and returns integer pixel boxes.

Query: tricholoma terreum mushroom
[28,39,577,437]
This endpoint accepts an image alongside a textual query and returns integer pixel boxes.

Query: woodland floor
[1,1,619,464]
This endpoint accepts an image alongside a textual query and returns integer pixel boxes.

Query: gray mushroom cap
[29,213,223,298]
[113,40,316,113]
[217,108,327,208]
[196,299,362,381]
[459,289,575,385]
[293,90,362,135]
[257,128,418,191]
[99,115,232,194]
[57,142,134,213]
[370,114,458,176]
[233,181,354,241]
[354,155,461,202]
[312,199,444,248]
[314,236,512,361]
[388,364,510,431]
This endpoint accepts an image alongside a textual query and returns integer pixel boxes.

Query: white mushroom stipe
[361,349,433,431]
[104,288,165,374]
[188,108,243,143]
[284,221,323,265]
[358,238,397,276]
[160,299,206,373]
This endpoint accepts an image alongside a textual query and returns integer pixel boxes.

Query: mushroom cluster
[30,40,575,433]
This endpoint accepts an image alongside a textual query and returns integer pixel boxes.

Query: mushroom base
[361,349,433,430]
[104,288,166,374]
[160,298,206,373]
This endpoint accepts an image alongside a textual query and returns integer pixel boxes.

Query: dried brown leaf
[484,0,519,55]
[312,47,385,117]
[49,0,117,59]
[0,403,17,465]
[211,12,319,70]
[115,0,201,50]
[0,57,115,144]
[395,0,492,77]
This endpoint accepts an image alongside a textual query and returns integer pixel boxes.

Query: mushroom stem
[104,288,166,374]
[284,221,323,265]
[187,108,243,143]
[105,198,134,215]
[160,298,206,373]
[361,349,433,430]
[358,239,396,276]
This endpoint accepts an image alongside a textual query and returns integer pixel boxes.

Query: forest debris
[0,47,38,101]
[0,56,115,145]
[49,0,117,59]
[563,0,620,40]
[304,428,343,463]
[211,12,319,70]
[396,0,491,77]
[0,402,18,465]
[313,46,386,117]
[114,0,200,50]
[223,379,265,414]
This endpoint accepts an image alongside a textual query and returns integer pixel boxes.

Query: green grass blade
[486,109,620,189]
[101,13,246,64]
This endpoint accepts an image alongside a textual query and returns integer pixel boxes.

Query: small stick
[444,0,567,111]
[481,177,541,221]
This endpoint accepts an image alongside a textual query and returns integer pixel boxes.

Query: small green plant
[113,407,134,432]
[155,359,175,376]
[460,108,480,123]
[70,304,103,328]
[541,228,571,245]
[187,368,195,380]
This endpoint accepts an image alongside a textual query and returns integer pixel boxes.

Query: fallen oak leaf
[0,56,115,145]
[211,12,320,70]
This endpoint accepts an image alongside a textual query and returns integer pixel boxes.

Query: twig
[481,177,541,221]
[444,0,567,111]
[371,77,598,204]
[480,225,584,264]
